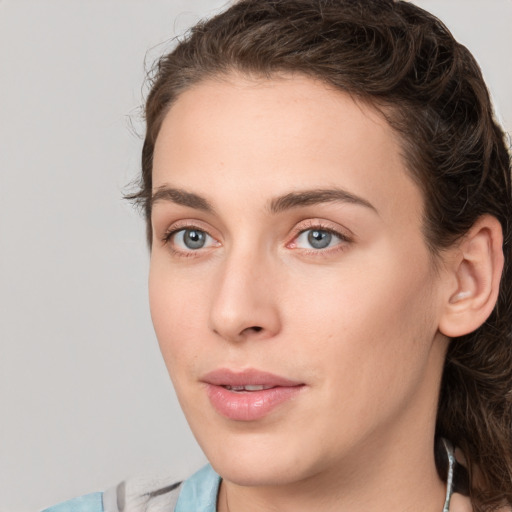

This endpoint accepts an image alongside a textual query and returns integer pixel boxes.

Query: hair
[128,0,512,509]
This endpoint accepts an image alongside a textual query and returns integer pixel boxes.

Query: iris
[307,230,332,249]
[182,229,207,249]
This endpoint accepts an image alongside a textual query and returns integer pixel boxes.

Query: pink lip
[202,369,305,421]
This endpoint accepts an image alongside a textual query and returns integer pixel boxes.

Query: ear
[438,215,504,338]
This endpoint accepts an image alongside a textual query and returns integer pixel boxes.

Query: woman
[44,0,512,511]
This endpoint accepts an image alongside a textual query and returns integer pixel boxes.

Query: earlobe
[439,215,504,338]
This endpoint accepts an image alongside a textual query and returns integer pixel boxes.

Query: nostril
[250,326,263,333]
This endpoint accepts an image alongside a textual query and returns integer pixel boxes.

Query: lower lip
[205,384,304,421]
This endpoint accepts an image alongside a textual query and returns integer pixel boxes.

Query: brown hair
[129,0,512,509]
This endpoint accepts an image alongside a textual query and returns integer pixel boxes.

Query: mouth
[222,384,276,392]
[201,368,305,421]
[202,368,303,387]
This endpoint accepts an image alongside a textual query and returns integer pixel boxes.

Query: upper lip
[201,368,303,387]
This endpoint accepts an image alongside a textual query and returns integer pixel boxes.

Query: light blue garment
[175,464,220,512]
[41,492,103,512]
[41,465,220,512]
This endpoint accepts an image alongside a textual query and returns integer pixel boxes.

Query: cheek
[148,260,209,374]
[281,242,439,390]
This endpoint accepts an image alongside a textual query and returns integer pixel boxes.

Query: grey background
[0,1,510,511]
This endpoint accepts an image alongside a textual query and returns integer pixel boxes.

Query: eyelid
[161,219,217,242]
[290,219,353,240]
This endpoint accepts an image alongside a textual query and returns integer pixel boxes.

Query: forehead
[152,74,423,225]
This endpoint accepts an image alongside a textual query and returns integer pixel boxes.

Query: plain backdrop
[0,1,510,511]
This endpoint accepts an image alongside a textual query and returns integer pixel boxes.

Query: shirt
[42,464,220,512]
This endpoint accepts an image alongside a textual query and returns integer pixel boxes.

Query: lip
[201,368,305,421]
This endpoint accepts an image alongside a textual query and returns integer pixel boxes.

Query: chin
[193,426,323,487]
[211,456,308,487]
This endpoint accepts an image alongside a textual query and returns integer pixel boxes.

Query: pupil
[184,230,206,249]
[308,230,331,249]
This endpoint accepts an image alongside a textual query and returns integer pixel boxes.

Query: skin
[149,74,471,511]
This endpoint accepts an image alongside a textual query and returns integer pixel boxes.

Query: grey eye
[295,228,341,250]
[177,229,209,250]
[307,229,332,249]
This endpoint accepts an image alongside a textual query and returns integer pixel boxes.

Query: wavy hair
[128,1,512,509]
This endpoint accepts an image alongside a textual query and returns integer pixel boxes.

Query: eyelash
[161,220,352,258]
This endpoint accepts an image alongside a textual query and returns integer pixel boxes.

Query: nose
[208,249,281,343]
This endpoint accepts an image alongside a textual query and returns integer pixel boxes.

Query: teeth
[224,384,274,391]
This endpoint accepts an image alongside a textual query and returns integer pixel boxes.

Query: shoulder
[41,493,104,512]
[41,465,220,512]
[41,477,183,512]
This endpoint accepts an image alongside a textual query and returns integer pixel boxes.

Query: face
[149,75,449,487]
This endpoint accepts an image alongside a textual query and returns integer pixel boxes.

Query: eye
[294,228,345,250]
[168,228,216,251]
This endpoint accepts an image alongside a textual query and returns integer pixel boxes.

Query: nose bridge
[208,242,280,341]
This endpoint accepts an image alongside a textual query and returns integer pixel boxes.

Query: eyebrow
[269,188,378,215]
[151,186,214,213]
[151,186,377,215]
